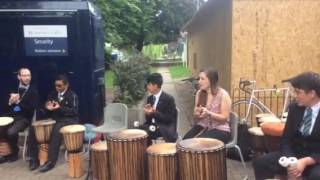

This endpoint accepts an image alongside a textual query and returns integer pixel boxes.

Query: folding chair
[93,103,128,135]
[225,112,248,180]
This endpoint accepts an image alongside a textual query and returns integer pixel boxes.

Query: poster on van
[23,25,68,56]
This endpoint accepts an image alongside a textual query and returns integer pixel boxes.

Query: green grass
[169,65,191,79]
[105,70,114,89]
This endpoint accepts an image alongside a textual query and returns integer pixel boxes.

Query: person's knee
[252,156,266,170]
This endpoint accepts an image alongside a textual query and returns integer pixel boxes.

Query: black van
[0,1,105,125]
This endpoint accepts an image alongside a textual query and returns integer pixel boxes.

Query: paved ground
[0,66,256,180]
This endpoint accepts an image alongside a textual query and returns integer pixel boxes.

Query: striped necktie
[302,107,313,136]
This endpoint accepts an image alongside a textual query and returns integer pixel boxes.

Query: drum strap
[17,86,29,103]
[194,127,207,138]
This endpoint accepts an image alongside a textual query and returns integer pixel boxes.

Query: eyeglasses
[55,84,63,88]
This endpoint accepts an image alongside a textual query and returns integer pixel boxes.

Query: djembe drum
[60,124,85,178]
[107,129,148,180]
[0,117,14,156]
[255,113,276,126]
[177,138,226,180]
[91,141,109,180]
[248,126,266,157]
[259,116,281,124]
[32,119,56,165]
[147,143,177,180]
[261,122,285,152]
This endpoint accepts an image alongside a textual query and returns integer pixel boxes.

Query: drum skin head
[259,116,281,123]
[32,119,56,126]
[178,138,224,152]
[60,124,86,134]
[91,141,107,151]
[147,143,176,155]
[107,129,147,140]
[256,113,276,119]
[248,127,264,136]
[0,117,13,126]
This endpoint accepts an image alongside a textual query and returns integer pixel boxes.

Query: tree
[91,0,197,50]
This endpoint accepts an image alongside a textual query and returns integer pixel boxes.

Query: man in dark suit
[0,68,38,163]
[28,75,79,172]
[253,71,320,180]
[141,73,177,145]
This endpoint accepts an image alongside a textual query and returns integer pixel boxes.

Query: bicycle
[232,78,290,126]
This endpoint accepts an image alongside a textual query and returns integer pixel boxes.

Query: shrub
[112,53,151,106]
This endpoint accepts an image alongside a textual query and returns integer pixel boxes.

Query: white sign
[23,25,67,38]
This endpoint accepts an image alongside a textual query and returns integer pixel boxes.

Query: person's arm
[193,90,202,119]
[201,92,231,123]
[19,88,38,114]
[152,95,176,124]
[280,103,296,157]
[144,96,153,124]
[56,92,79,116]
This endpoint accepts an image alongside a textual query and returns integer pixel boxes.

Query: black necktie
[18,87,26,96]
[151,95,156,106]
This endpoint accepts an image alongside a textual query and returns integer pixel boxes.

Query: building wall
[187,0,232,92]
[231,0,320,91]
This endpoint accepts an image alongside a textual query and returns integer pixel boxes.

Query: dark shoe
[0,155,7,164]
[39,161,55,172]
[7,154,18,162]
[29,159,39,171]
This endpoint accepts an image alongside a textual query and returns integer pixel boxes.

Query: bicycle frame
[245,87,290,121]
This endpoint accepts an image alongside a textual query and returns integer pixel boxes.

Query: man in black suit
[0,68,38,163]
[253,71,320,180]
[28,75,79,172]
[141,73,178,145]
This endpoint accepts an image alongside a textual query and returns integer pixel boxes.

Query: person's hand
[199,107,211,118]
[287,159,307,178]
[194,106,202,118]
[52,101,60,110]
[144,104,154,115]
[9,93,20,105]
[46,101,55,111]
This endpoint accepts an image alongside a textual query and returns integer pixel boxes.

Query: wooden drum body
[248,127,266,155]
[147,143,177,180]
[60,124,86,178]
[0,117,13,156]
[107,129,148,180]
[91,141,109,180]
[32,119,56,165]
[261,122,285,152]
[60,124,85,153]
[177,138,226,180]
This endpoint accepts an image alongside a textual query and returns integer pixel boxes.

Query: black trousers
[253,151,320,180]
[0,119,29,156]
[28,120,77,164]
[183,125,231,144]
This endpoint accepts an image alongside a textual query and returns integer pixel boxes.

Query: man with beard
[0,68,38,163]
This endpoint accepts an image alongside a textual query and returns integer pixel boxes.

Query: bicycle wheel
[232,99,265,126]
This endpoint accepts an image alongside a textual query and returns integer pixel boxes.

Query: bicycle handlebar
[181,76,199,82]
[239,78,255,91]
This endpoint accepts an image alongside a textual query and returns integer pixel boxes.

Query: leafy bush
[104,46,112,69]
[112,53,151,106]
